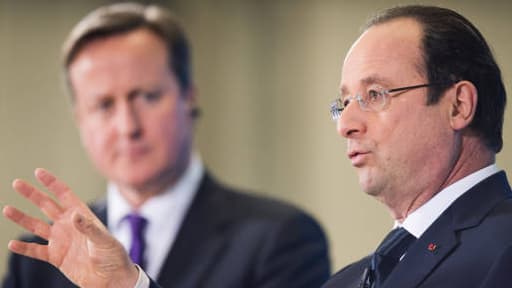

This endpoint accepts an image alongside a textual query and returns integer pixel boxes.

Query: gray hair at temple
[365,5,506,153]
[62,2,191,97]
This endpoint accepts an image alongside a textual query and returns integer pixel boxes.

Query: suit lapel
[89,174,231,287]
[90,200,107,225]
[382,211,458,288]
[160,233,228,288]
[156,172,231,287]
[383,172,511,288]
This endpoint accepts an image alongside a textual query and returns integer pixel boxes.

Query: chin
[363,186,381,197]
[113,169,158,188]
[359,174,381,197]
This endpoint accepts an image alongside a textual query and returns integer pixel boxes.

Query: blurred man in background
[2,3,330,288]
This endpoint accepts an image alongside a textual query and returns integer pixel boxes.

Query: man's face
[338,18,457,210]
[69,28,195,194]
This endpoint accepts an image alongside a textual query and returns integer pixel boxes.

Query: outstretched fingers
[12,179,63,221]
[3,205,52,240]
[34,168,82,209]
[8,240,50,263]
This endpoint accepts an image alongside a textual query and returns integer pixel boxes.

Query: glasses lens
[330,99,343,121]
[361,90,386,111]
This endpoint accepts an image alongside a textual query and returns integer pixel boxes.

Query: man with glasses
[324,5,511,288]
[3,4,512,288]
[2,3,330,288]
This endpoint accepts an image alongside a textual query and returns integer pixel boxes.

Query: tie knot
[366,227,417,287]
[375,227,415,259]
[126,213,147,232]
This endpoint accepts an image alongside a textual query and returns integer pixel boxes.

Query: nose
[336,100,366,138]
[116,102,142,139]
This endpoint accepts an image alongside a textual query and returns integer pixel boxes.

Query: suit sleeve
[252,212,331,288]
[2,252,19,288]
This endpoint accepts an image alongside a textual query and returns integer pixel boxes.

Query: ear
[182,84,200,119]
[449,80,478,131]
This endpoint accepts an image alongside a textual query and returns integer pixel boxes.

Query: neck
[117,155,192,210]
[117,182,171,210]
[389,136,494,222]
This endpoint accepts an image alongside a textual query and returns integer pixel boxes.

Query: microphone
[359,267,373,288]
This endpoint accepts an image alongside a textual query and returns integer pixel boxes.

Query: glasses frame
[330,82,456,121]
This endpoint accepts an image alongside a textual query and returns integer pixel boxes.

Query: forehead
[340,18,425,92]
[68,28,170,96]
[70,28,168,71]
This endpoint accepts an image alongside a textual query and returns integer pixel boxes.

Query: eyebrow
[340,75,393,96]
[361,75,392,86]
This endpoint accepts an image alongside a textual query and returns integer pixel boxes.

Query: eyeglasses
[329,82,454,121]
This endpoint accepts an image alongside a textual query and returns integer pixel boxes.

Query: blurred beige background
[1,0,511,278]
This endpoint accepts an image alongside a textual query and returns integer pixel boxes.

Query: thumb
[72,212,111,244]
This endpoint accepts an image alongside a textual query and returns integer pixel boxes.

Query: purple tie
[126,213,147,268]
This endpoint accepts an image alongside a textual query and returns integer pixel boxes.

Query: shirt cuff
[133,264,151,288]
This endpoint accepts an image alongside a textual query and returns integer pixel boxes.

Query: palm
[48,208,80,267]
[3,169,137,288]
[47,206,97,284]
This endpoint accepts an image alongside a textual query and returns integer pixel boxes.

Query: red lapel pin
[428,243,437,252]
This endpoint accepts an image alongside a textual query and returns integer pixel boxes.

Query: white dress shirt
[107,154,203,280]
[399,164,500,238]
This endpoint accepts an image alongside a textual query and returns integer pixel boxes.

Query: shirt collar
[107,153,204,231]
[399,164,500,238]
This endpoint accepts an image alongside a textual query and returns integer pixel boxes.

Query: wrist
[107,263,139,288]
[133,264,151,288]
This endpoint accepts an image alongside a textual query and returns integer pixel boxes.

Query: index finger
[34,168,82,209]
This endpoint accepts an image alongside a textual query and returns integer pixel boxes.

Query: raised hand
[2,168,139,288]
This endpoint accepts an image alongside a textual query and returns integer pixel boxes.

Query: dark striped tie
[362,227,416,288]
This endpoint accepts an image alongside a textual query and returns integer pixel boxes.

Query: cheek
[388,110,450,168]
[371,110,428,172]
[148,105,190,152]
[80,121,113,161]
[371,115,403,159]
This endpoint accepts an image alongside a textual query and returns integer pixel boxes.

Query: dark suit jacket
[323,171,512,288]
[3,172,330,288]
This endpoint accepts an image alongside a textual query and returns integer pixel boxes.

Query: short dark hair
[63,2,191,93]
[365,5,506,153]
